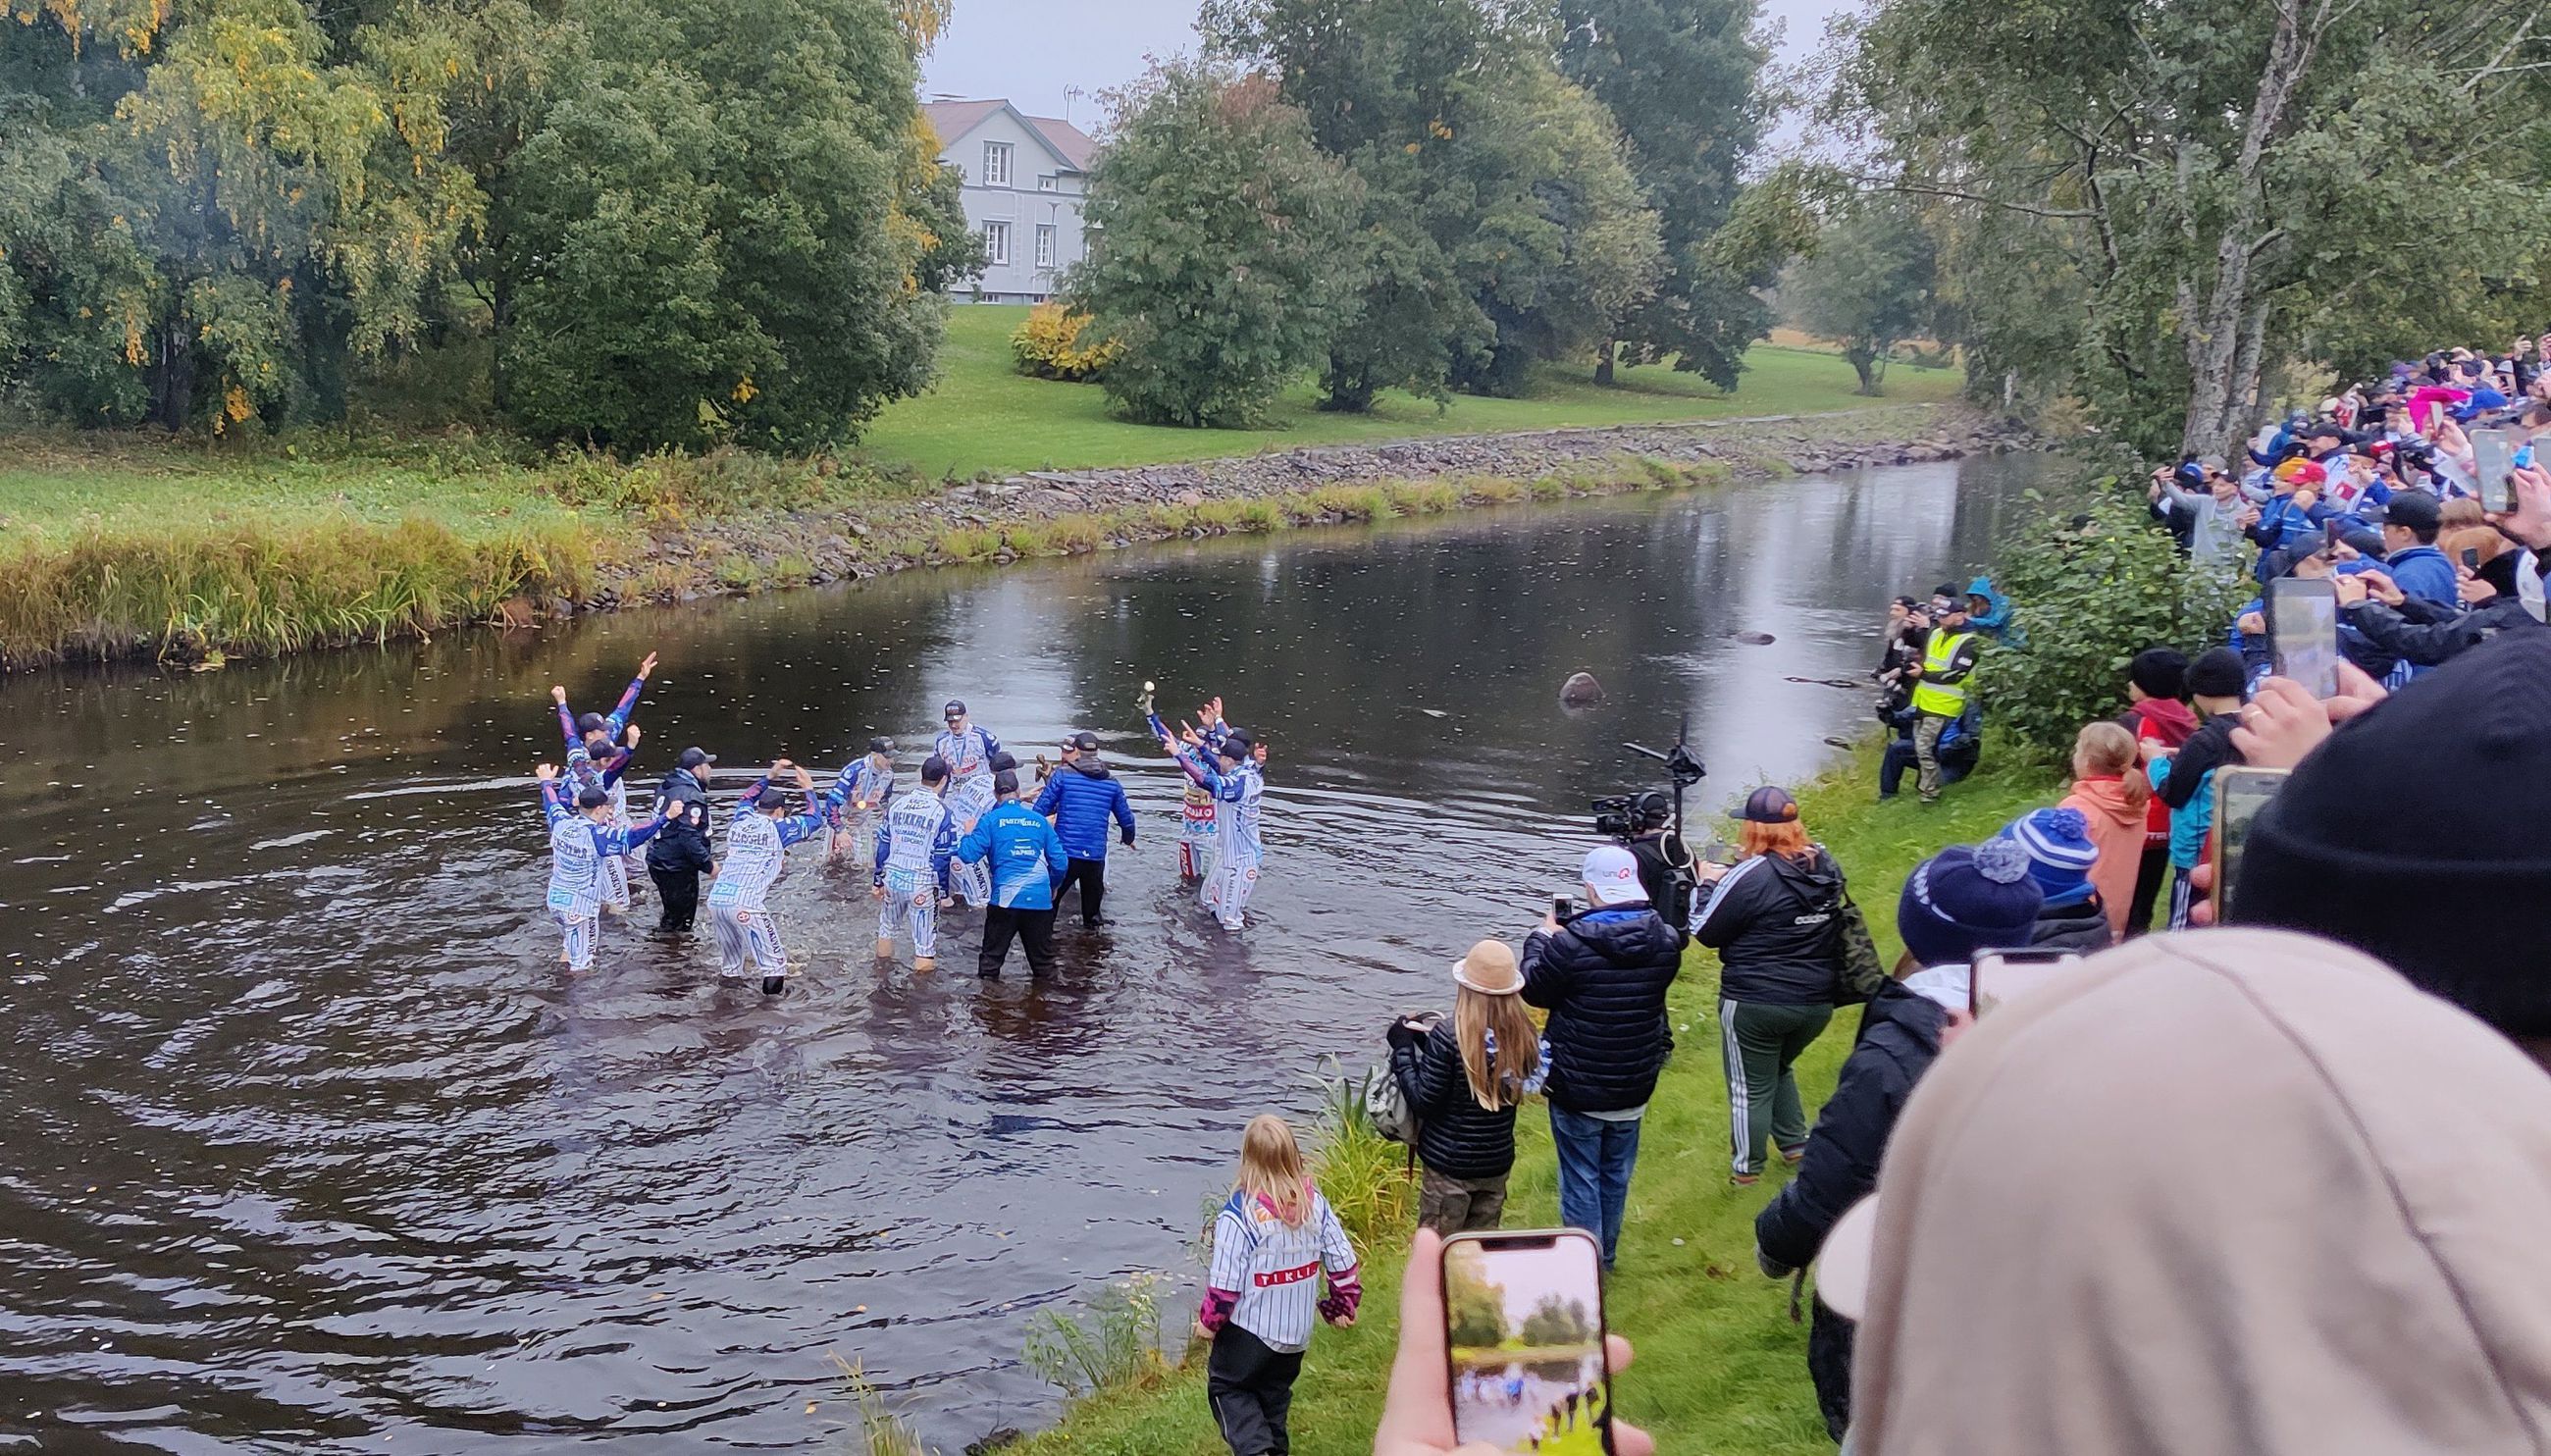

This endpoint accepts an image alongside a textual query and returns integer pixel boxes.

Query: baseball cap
[2381,490,2442,534]
[1740,786,1799,823]
[1582,845,1645,906]
[676,747,716,770]
[942,699,967,720]
[1068,731,1099,752]
[867,735,896,754]
[1220,730,1257,759]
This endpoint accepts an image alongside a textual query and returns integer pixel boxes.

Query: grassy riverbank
[859,307,1964,481]
[1005,747,2059,1456]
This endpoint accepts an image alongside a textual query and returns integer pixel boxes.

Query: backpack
[1830,889,1889,1006]
[1364,1012,1442,1145]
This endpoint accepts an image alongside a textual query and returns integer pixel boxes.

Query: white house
[920,98,1099,304]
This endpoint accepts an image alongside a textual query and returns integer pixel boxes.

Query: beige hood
[1850,928,2551,1456]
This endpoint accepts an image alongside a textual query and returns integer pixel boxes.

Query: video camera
[1591,714,1707,844]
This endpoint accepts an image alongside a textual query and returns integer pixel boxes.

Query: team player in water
[1147,697,1266,882]
[933,701,1002,907]
[708,761,829,995]
[535,762,670,972]
[874,754,960,971]
[822,737,899,864]
[551,652,658,909]
[1162,718,1267,933]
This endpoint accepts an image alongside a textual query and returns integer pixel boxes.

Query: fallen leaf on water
[853,1305,867,1314]
[805,1402,818,1415]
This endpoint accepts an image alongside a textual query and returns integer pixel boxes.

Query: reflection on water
[0,454,2047,1451]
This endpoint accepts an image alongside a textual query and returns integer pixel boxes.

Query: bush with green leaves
[1069,62,1364,428]
[1972,484,2249,754]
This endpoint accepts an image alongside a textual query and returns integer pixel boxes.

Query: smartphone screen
[2266,577,2339,699]
[1552,895,1574,922]
[1967,949,2082,1017]
[2464,546,2483,571]
[2474,428,2515,511]
[2211,766,2293,918]
[1445,1230,1614,1455]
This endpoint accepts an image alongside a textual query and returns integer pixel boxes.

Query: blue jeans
[1548,1105,1643,1268]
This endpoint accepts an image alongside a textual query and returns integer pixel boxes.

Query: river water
[0,453,2046,1452]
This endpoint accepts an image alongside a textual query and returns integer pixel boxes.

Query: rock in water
[1734,630,1777,646]
[1559,671,1604,706]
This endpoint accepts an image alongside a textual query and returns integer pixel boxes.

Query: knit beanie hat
[1998,807,2099,908]
[2129,648,2188,701]
[1898,840,2045,969]
[2230,630,2551,1040]
[2186,646,2247,700]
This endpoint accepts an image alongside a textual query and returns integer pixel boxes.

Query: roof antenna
[1063,84,1087,125]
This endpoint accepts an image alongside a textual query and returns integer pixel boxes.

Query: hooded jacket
[1962,576,2017,643]
[1520,907,1684,1114]
[1386,1017,1526,1181]
[1692,848,1847,1006]
[644,766,714,874]
[2059,775,2146,940]
[2026,895,2116,953]
[1033,755,1136,860]
[1848,930,2551,1456]
[1754,976,1951,1274]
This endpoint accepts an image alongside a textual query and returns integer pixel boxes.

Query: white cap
[1582,845,1644,906]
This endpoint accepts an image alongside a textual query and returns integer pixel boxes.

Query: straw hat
[1451,940,1522,996]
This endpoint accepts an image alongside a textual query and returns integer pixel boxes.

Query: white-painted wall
[937,108,1089,304]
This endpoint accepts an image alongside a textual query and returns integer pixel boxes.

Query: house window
[1034,224,1057,269]
[1037,175,1058,192]
[982,220,1010,266]
[982,141,1014,187]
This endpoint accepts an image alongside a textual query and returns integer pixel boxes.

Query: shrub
[1973,483,2249,754]
[1009,304,1123,383]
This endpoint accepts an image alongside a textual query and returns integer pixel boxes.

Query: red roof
[921,99,1099,173]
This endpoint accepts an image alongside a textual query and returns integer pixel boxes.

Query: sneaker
[1731,1171,1761,1186]
[1779,1144,1807,1166]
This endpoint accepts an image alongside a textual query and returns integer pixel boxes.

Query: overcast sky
[921,0,1853,134]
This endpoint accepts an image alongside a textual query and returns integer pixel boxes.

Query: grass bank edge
[994,745,2063,1456]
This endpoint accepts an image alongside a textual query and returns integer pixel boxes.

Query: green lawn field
[854,305,1965,481]
[1004,747,2058,1456]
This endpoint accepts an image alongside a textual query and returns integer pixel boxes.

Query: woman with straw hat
[1386,940,1546,1235]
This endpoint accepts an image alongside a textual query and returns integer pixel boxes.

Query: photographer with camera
[1601,791,1694,934]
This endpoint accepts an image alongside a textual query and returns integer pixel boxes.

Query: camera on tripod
[1590,792,1672,841]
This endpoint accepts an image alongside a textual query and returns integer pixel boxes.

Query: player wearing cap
[1035,730,1136,927]
[934,701,1003,907]
[551,652,658,909]
[708,762,828,994]
[534,762,669,973]
[1145,699,1234,882]
[823,737,899,863]
[646,746,718,934]
[1163,719,1265,933]
[873,755,959,970]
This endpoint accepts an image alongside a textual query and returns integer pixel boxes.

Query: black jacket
[2156,714,2241,813]
[1754,979,1949,1272]
[1386,1018,1520,1180]
[1691,850,1846,1006]
[2029,896,2115,954]
[2349,597,2544,668]
[645,767,715,874]
[1522,906,1684,1114]
[1626,832,1692,934]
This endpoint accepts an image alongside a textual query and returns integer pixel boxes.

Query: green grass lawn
[1008,747,2060,1456]
[856,305,1966,481]
[0,434,599,545]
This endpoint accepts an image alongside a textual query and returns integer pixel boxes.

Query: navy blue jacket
[1522,906,1684,1114]
[1034,758,1135,860]
[1755,980,1949,1272]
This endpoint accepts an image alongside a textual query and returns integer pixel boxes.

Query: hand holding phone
[1444,1230,1617,1455]
[2210,766,2293,918]
[2473,427,2516,512]
[1968,949,2083,1017]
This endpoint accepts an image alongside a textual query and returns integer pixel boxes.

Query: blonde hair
[2440,496,2486,531]
[1739,817,1815,864]
[2440,526,2507,569]
[1455,985,1542,1113]
[1235,1115,1312,1226]
[2072,722,2150,809]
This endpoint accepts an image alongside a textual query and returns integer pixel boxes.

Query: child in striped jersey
[1193,1115,1361,1456]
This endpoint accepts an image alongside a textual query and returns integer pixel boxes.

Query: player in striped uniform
[873,755,959,971]
[535,764,668,972]
[708,761,828,994]
[933,701,1002,907]
[823,737,899,863]
[1193,1115,1360,1456]
[1165,720,1267,933]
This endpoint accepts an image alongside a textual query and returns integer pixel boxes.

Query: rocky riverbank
[586,403,2033,610]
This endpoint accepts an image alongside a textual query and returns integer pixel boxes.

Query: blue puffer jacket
[2382,545,2458,608]
[1034,757,1135,860]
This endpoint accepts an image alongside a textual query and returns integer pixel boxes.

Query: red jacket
[2122,698,2199,844]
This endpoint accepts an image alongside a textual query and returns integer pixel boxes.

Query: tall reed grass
[1021,1272,1173,1399]
[824,1355,937,1456]
[0,516,603,668]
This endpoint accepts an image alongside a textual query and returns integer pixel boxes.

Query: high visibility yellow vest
[1911,631,1976,716]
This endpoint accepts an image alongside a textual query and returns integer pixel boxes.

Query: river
[0,453,2047,1452]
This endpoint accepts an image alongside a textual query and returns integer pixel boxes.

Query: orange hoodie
[2060,775,2147,939]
